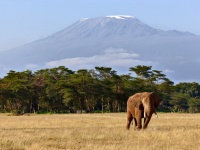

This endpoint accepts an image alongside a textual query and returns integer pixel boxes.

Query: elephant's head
[150,92,161,109]
[142,92,161,116]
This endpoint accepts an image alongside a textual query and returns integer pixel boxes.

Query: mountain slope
[0,15,200,82]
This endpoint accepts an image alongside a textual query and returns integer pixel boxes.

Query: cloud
[45,48,153,71]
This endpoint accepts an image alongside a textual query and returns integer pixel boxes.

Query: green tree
[94,67,114,112]
[175,82,200,97]
[42,67,73,113]
[0,70,35,113]
[188,97,200,113]
[169,93,189,112]
[129,65,152,79]
[63,69,99,112]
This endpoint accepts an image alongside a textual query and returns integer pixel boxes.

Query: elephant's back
[127,93,142,107]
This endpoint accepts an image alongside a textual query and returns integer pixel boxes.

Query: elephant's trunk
[143,103,153,117]
[144,107,157,118]
[143,105,154,129]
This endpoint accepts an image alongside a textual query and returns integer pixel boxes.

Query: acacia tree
[0,80,13,112]
[188,97,200,113]
[108,73,136,112]
[94,67,115,112]
[40,66,74,113]
[175,82,200,97]
[70,69,91,112]
[129,65,152,79]
[33,69,49,113]
[169,93,189,112]
[129,65,155,92]
[62,69,101,112]
[0,70,35,113]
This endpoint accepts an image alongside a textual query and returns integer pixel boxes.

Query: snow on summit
[106,15,135,20]
[80,18,89,22]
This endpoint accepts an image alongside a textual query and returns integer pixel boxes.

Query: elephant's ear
[151,92,161,108]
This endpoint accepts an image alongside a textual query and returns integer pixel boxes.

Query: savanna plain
[0,113,199,150]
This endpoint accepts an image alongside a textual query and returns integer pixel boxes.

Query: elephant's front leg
[143,115,152,129]
[134,117,142,130]
[133,118,137,127]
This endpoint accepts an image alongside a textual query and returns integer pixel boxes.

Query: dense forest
[0,65,200,114]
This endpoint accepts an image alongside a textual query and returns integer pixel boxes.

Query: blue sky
[1,0,200,51]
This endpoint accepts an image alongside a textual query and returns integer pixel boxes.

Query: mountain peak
[105,15,135,20]
[79,18,89,22]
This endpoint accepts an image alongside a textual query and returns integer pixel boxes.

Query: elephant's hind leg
[126,110,133,130]
[133,107,142,130]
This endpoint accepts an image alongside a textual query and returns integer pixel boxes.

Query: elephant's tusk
[155,112,158,118]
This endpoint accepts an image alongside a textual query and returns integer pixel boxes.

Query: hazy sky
[1,0,200,51]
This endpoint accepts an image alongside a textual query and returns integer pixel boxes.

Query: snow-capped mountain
[0,15,200,83]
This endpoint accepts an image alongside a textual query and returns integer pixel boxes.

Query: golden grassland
[0,113,200,150]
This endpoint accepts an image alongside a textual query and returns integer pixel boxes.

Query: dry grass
[0,113,200,150]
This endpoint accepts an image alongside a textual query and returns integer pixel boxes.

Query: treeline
[0,65,200,114]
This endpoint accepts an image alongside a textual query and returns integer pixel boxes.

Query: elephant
[126,92,161,130]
